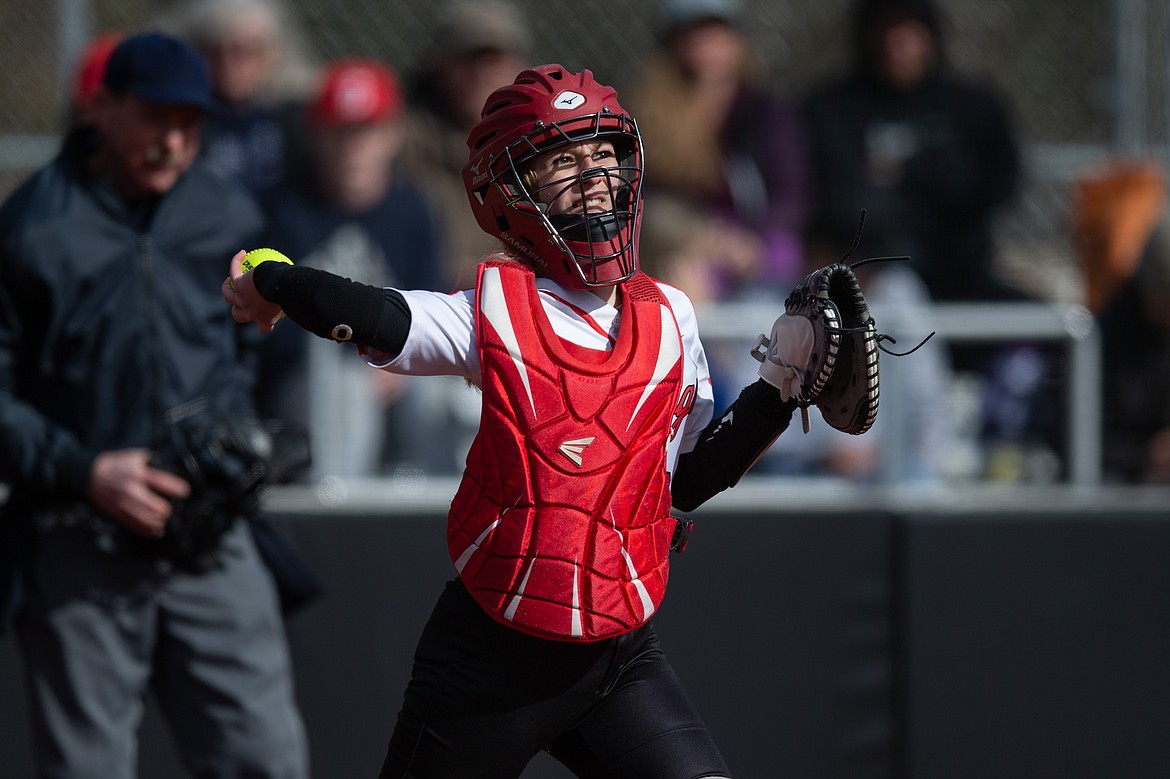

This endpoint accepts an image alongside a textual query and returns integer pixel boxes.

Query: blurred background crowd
[3,0,1169,491]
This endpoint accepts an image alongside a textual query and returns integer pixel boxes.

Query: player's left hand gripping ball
[230,247,293,290]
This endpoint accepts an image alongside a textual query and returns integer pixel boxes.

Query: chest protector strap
[448,262,684,641]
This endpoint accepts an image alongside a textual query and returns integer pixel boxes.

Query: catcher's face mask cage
[464,65,645,290]
[505,117,643,287]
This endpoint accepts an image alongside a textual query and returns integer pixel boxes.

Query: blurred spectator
[1076,160,1170,484]
[801,0,1059,481]
[628,0,809,301]
[159,0,317,193]
[1100,219,1170,484]
[400,0,532,290]
[1074,159,1166,315]
[66,32,121,125]
[801,0,1023,304]
[637,194,762,309]
[0,32,307,776]
[256,59,455,478]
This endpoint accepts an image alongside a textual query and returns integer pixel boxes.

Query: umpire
[0,32,308,778]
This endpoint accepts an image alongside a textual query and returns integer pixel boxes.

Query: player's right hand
[86,448,190,538]
[223,249,286,333]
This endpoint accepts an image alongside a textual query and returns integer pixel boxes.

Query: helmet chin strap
[548,211,628,242]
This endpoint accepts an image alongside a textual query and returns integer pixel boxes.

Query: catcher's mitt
[144,398,310,570]
[751,212,933,436]
[781,261,880,435]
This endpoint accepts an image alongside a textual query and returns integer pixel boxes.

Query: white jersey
[363,275,716,472]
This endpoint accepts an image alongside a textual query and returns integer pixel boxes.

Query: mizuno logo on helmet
[553,91,586,110]
[558,436,595,467]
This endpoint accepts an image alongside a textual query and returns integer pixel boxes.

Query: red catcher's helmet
[463,65,644,289]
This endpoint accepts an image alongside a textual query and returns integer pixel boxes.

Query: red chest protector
[448,262,684,642]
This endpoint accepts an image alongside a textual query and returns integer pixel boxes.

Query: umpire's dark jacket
[0,128,264,626]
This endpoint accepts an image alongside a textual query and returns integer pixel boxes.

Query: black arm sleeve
[671,380,798,513]
[251,261,411,357]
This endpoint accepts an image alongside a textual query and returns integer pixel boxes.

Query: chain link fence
[0,0,1126,136]
[1,0,1168,484]
[2,0,1165,293]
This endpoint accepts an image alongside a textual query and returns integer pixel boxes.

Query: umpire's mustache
[142,146,186,168]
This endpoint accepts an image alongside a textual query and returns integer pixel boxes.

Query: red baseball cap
[71,33,122,110]
[311,59,402,125]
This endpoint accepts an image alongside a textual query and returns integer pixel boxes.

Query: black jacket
[802,0,1023,303]
[0,129,264,507]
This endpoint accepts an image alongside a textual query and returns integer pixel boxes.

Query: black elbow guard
[252,262,410,355]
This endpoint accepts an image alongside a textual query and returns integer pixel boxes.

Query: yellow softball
[242,247,293,273]
[231,247,293,291]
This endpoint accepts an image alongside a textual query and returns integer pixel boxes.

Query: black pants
[380,580,730,778]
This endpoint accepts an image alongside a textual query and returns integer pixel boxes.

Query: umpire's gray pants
[16,520,309,779]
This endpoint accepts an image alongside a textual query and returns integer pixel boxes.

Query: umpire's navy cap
[102,31,217,111]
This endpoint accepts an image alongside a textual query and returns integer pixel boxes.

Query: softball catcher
[224,64,904,779]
